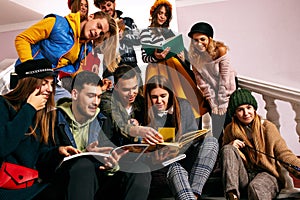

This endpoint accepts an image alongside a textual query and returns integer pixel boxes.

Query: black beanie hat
[188,22,214,38]
[228,89,258,117]
[15,59,55,79]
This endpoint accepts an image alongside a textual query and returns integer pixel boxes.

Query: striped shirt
[140,27,175,63]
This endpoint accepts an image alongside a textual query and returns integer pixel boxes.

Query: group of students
[1,0,300,200]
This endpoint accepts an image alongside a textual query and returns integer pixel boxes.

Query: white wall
[177,0,300,89]
[89,0,178,31]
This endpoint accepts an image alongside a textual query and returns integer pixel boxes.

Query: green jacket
[100,91,145,145]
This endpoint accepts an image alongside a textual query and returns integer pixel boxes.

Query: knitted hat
[228,89,258,117]
[188,22,214,38]
[150,0,172,16]
[15,59,55,79]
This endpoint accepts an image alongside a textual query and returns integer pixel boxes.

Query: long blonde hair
[3,77,56,144]
[231,113,263,166]
[93,13,120,72]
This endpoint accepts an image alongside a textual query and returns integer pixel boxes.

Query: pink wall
[177,0,300,154]
[0,30,20,61]
[177,0,300,89]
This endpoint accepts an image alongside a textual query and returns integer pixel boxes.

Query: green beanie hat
[228,88,258,117]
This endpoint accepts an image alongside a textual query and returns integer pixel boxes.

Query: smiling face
[150,87,169,112]
[156,6,168,26]
[72,83,102,123]
[39,76,54,99]
[235,104,256,125]
[99,1,116,17]
[81,16,109,41]
[192,32,210,52]
[80,0,88,18]
[114,76,138,109]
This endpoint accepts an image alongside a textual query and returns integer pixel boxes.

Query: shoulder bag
[0,162,38,189]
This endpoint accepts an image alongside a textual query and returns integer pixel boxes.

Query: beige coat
[223,118,300,184]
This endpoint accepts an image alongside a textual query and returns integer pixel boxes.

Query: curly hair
[188,37,228,68]
[150,0,172,16]
[149,2,172,28]
[94,0,115,9]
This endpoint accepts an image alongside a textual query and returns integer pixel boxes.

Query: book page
[112,144,150,162]
[62,152,110,163]
[156,129,210,150]
[178,129,210,144]
[57,151,110,170]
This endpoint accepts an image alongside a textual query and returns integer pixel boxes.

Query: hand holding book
[57,142,142,170]
[135,126,164,145]
[86,141,113,154]
[101,147,129,170]
[156,128,210,151]
[58,145,81,157]
[86,141,128,170]
[141,34,184,60]
[154,47,171,60]
[57,141,189,171]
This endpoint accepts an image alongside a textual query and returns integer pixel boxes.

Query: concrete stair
[148,171,300,200]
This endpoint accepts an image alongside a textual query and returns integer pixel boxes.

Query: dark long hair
[3,77,56,144]
[145,75,182,138]
[150,4,172,28]
[70,0,89,21]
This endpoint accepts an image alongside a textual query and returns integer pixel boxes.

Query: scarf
[230,114,264,167]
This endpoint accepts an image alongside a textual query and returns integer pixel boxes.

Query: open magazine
[57,143,186,169]
[141,34,184,60]
[58,144,149,167]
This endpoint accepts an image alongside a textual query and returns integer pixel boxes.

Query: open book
[141,34,184,60]
[157,129,210,150]
[57,144,150,169]
[57,143,186,169]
